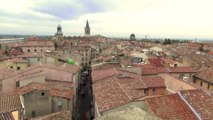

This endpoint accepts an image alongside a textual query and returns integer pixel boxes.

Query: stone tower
[55,24,63,37]
[84,20,90,36]
[130,33,136,40]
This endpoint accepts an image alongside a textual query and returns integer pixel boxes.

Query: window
[10,66,13,69]
[193,79,196,83]
[41,49,43,52]
[16,81,20,87]
[153,89,156,95]
[37,58,40,61]
[28,49,30,52]
[144,89,147,95]
[200,81,203,86]
[207,84,210,89]
[34,49,37,52]
[58,100,62,108]
[41,92,45,96]
[32,111,36,117]
[17,66,21,70]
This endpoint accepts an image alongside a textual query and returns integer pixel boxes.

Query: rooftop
[179,90,213,120]
[18,82,72,99]
[145,94,198,120]
[0,93,22,114]
[142,76,165,88]
[196,68,213,83]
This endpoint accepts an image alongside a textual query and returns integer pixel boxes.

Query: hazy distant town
[1,0,213,119]
[0,19,213,120]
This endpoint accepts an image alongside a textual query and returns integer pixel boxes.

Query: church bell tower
[84,20,90,36]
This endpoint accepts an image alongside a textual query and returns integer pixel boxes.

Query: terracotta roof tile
[92,63,121,71]
[161,58,177,64]
[18,83,72,99]
[93,78,131,113]
[8,48,23,56]
[142,76,165,88]
[179,90,213,120]
[92,68,118,82]
[145,94,198,120]
[148,58,164,67]
[18,40,54,47]
[142,67,196,75]
[142,67,168,75]
[169,67,196,73]
[0,93,22,114]
[196,68,213,83]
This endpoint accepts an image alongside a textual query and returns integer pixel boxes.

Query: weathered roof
[18,40,54,47]
[145,94,198,120]
[18,82,73,99]
[0,93,22,114]
[93,78,131,113]
[179,90,213,120]
[142,76,165,88]
[196,68,213,83]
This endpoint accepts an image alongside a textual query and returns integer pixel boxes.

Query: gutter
[178,91,202,120]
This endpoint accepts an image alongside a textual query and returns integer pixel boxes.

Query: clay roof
[142,76,165,88]
[148,58,164,67]
[142,67,168,75]
[179,90,213,120]
[0,93,22,114]
[161,58,177,64]
[49,88,72,99]
[58,63,80,73]
[16,70,44,82]
[169,67,196,73]
[1,64,78,81]
[93,69,146,113]
[8,48,23,56]
[116,77,146,100]
[18,40,54,47]
[3,58,28,63]
[92,62,121,71]
[196,68,213,83]
[93,78,131,113]
[208,51,213,55]
[145,94,198,120]
[18,82,72,99]
[92,68,118,82]
[142,67,196,75]
[18,82,49,94]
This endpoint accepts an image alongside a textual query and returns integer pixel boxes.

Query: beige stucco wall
[52,97,71,113]
[27,57,43,66]
[23,90,52,119]
[147,87,165,96]
[0,61,28,70]
[22,46,55,54]
[100,101,146,117]
[19,75,45,87]
[194,78,213,92]
[161,74,197,94]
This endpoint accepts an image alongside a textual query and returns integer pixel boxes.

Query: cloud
[33,0,106,20]
[0,0,213,39]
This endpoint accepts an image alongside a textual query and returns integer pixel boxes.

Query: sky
[0,0,213,39]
